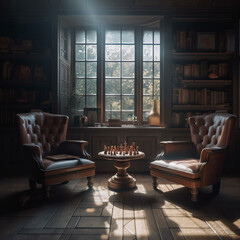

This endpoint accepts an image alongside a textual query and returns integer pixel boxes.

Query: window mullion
[135,28,143,125]
[97,26,104,123]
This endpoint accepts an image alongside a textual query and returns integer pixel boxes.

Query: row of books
[172,87,228,105]
[0,88,36,104]
[172,62,228,82]
[0,37,32,53]
[173,30,231,52]
[0,61,45,81]
[0,88,51,104]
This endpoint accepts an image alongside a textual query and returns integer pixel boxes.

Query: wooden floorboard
[0,173,240,240]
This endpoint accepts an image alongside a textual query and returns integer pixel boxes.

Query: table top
[98,151,145,161]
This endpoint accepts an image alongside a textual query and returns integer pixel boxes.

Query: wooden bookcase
[0,17,52,169]
[170,18,235,127]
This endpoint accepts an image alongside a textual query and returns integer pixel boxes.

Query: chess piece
[120,145,123,155]
[124,141,127,152]
[129,146,133,155]
[104,145,107,154]
[108,146,110,154]
[136,146,139,154]
[132,142,135,150]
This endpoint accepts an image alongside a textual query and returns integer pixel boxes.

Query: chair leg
[212,181,221,195]
[87,176,94,189]
[29,178,36,191]
[152,176,158,190]
[190,188,198,201]
[42,184,51,198]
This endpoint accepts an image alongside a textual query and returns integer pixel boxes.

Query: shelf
[172,105,231,111]
[180,80,232,88]
[0,80,49,87]
[0,53,51,61]
[172,52,233,61]
[0,103,51,110]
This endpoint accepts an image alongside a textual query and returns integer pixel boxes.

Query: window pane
[76,79,85,95]
[122,62,135,78]
[86,62,97,78]
[76,30,85,43]
[122,96,134,110]
[122,112,134,121]
[105,96,121,110]
[75,62,85,78]
[143,79,153,95]
[154,45,160,61]
[86,96,96,107]
[143,96,153,111]
[122,30,134,43]
[122,45,135,61]
[79,97,85,110]
[142,29,161,121]
[105,45,120,61]
[106,30,120,43]
[154,62,160,78]
[122,79,134,95]
[86,45,97,61]
[143,45,153,61]
[105,79,120,95]
[76,45,85,61]
[86,79,96,95]
[154,31,160,44]
[105,62,121,78]
[105,111,120,120]
[154,80,160,96]
[87,30,97,43]
[143,31,153,44]
[143,111,149,121]
[143,62,153,78]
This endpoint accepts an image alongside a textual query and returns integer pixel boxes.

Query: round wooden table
[98,151,145,191]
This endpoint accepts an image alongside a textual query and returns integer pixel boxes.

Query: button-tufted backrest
[16,111,69,157]
[188,113,236,156]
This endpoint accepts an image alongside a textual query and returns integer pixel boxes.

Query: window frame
[71,19,162,125]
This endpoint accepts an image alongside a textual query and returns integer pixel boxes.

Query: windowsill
[71,124,167,129]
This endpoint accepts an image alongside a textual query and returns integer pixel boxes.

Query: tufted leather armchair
[16,110,95,197]
[150,112,236,201]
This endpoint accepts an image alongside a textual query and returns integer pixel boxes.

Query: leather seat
[150,112,236,201]
[16,110,95,197]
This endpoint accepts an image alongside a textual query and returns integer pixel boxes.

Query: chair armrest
[199,146,226,163]
[58,140,92,160]
[22,143,44,169]
[198,147,227,186]
[156,141,195,159]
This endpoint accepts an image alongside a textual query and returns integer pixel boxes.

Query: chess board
[98,151,145,160]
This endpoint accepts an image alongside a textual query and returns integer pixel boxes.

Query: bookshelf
[171,18,235,127]
[0,19,52,127]
[0,17,52,169]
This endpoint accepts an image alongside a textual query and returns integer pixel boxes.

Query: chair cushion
[151,158,201,179]
[43,158,95,175]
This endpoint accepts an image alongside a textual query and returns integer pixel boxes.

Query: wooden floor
[0,173,240,240]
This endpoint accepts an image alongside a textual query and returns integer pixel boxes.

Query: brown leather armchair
[16,110,95,197]
[150,112,236,201]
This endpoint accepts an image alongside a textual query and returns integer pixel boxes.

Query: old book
[46,154,79,161]
[183,64,192,79]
